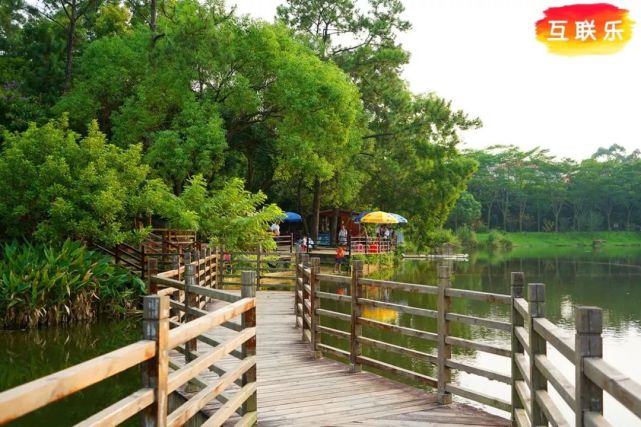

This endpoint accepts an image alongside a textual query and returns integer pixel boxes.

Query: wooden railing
[295,255,641,426]
[0,254,258,427]
[219,249,295,290]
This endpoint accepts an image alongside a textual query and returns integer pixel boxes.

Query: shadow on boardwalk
[172,291,509,426]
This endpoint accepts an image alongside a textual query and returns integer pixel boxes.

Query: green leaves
[0,240,144,329]
[0,117,176,245]
[172,176,284,251]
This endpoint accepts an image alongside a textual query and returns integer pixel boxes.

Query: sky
[230,0,641,161]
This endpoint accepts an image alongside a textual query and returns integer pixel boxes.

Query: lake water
[320,246,641,426]
[2,246,640,425]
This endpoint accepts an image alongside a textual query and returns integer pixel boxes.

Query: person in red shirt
[334,245,346,273]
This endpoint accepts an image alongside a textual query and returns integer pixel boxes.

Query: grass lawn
[477,231,641,248]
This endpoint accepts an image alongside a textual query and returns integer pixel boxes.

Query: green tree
[0,116,178,245]
[177,175,284,251]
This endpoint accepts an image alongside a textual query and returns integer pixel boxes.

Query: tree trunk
[486,201,493,229]
[330,208,339,246]
[150,0,157,33]
[64,14,77,91]
[311,179,321,241]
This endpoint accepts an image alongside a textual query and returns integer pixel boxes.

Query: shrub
[0,240,145,328]
[485,230,513,251]
[424,228,460,250]
[456,226,479,248]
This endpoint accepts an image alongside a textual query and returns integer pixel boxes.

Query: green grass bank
[477,231,641,249]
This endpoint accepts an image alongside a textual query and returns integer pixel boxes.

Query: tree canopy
[0,0,482,249]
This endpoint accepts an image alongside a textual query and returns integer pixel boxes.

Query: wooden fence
[0,254,258,427]
[295,254,641,427]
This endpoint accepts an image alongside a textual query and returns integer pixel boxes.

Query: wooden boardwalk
[170,291,509,426]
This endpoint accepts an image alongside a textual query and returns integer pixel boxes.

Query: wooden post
[310,257,321,359]
[141,244,146,280]
[289,232,294,254]
[206,248,213,289]
[256,244,262,291]
[147,258,158,295]
[216,246,223,289]
[142,295,169,427]
[241,271,257,415]
[194,249,201,287]
[527,283,547,426]
[300,253,310,342]
[183,256,197,355]
[575,306,603,426]
[294,251,302,327]
[350,260,364,373]
[510,272,525,423]
[437,264,452,404]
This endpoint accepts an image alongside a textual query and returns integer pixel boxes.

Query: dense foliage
[0,116,175,245]
[0,0,478,249]
[449,144,641,233]
[0,240,145,328]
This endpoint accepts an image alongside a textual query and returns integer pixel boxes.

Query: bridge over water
[0,251,639,426]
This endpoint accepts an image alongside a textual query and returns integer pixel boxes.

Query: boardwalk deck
[169,291,509,426]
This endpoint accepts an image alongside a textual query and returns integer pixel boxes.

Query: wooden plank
[317,273,352,285]
[514,408,530,427]
[515,352,530,387]
[359,278,438,294]
[318,325,350,339]
[445,336,511,357]
[584,357,641,418]
[202,382,257,427]
[0,340,155,424]
[445,288,511,304]
[318,343,350,360]
[167,298,255,349]
[514,326,530,355]
[358,336,437,365]
[535,389,571,427]
[166,356,256,427]
[584,412,613,427]
[232,411,257,427]
[533,317,575,362]
[357,356,437,387]
[445,359,510,384]
[167,327,256,392]
[74,388,154,427]
[444,383,511,412]
[535,354,575,410]
[359,297,437,318]
[445,312,511,331]
[514,379,532,418]
[514,297,529,320]
[358,317,438,342]
[316,291,352,303]
[169,300,241,332]
[437,264,452,404]
[318,308,351,322]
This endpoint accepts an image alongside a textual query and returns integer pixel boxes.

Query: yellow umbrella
[360,211,399,224]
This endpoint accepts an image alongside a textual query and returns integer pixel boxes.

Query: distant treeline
[447,144,641,233]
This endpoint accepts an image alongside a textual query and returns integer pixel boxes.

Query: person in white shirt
[270,223,280,236]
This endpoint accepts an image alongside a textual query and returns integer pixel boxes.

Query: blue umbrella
[389,213,408,224]
[352,210,372,224]
[282,211,303,223]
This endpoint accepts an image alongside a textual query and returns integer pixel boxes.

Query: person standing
[338,224,348,246]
